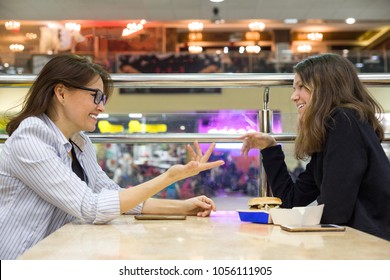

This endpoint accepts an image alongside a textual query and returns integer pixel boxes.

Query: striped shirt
[0,114,142,259]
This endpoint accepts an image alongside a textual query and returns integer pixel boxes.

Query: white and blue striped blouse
[0,114,142,259]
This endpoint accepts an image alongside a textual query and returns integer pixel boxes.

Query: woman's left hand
[182,195,216,217]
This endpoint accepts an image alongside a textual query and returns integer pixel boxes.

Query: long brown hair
[294,53,384,160]
[6,54,113,136]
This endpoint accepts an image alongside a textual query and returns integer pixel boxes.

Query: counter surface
[19,211,390,260]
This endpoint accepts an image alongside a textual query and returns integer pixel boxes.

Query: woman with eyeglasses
[0,54,224,259]
[240,53,390,241]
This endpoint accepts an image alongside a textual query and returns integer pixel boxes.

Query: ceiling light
[65,22,81,32]
[245,45,261,54]
[9,44,24,52]
[346,18,356,24]
[122,22,144,37]
[248,21,265,31]
[284,18,298,24]
[26,33,38,40]
[47,23,60,29]
[5,20,21,32]
[188,45,203,53]
[210,0,224,2]
[188,21,203,32]
[188,32,203,41]
[245,31,260,41]
[297,44,312,53]
[307,32,323,41]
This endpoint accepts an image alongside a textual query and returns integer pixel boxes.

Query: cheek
[303,92,311,103]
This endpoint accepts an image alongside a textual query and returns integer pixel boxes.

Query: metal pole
[258,87,272,197]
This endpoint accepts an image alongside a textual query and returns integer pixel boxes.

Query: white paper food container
[269,204,324,225]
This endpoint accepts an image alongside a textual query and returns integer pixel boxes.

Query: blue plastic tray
[237,210,271,224]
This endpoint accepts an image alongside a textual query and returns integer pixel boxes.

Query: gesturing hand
[168,141,224,181]
[239,132,277,156]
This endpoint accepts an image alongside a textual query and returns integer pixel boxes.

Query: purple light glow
[197,111,283,154]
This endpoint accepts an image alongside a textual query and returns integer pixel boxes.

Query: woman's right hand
[239,132,277,156]
[167,141,224,181]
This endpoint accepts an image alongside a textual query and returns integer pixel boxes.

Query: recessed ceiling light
[210,0,224,2]
[284,18,298,24]
[346,18,356,24]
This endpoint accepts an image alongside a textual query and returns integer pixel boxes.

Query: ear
[53,83,65,103]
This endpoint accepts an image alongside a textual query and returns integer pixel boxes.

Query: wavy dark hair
[294,53,384,160]
[6,54,113,136]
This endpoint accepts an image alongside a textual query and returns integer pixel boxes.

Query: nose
[97,102,105,112]
[291,90,299,102]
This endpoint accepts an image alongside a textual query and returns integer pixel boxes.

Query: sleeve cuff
[93,189,121,224]
[124,202,144,215]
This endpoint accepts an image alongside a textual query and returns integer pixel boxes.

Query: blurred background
[1,0,390,209]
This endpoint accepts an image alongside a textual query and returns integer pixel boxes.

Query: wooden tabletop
[19,211,390,260]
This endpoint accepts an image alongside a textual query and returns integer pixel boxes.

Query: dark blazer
[262,107,390,241]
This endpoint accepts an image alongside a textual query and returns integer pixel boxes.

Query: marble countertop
[19,211,390,260]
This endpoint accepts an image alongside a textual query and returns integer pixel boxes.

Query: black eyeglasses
[73,85,107,105]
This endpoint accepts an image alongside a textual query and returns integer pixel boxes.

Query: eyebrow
[293,80,302,86]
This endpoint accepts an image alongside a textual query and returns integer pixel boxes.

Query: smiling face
[291,73,311,118]
[53,75,106,139]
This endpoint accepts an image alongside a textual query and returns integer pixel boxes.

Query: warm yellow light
[245,45,261,53]
[297,44,312,53]
[245,31,260,41]
[188,32,203,41]
[9,44,24,52]
[5,20,20,32]
[307,32,323,41]
[248,21,265,31]
[188,45,203,53]
[188,21,203,32]
[65,22,81,32]
[122,23,144,37]
[26,33,38,40]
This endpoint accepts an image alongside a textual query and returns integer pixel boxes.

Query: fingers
[240,139,250,156]
[193,196,217,217]
[187,144,196,160]
[200,195,217,211]
[239,133,255,156]
[202,142,215,162]
[197,160,224,172]
[241,147,249,157]
[187,141,216,163]
[197,209,212,217]
[238,132,257,140]
[190,135,262,160]
[187,141,202,161]
[193,140,202,158]
[238,134,249,140]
